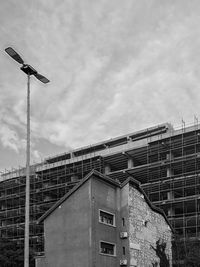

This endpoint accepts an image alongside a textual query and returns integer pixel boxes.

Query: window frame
[99,240,116,257]
[99,209,116,227]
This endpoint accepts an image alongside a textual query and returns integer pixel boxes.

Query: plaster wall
[91,178,119,267]
[35,256,46,267]
[120,184,130,264]
[43,179,92,267]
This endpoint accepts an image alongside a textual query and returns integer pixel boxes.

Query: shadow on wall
[151,239,170,267]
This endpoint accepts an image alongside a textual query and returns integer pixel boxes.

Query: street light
[5,47,49,267]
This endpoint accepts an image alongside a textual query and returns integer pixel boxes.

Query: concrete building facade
[0,122,199,265]
[36,170,172,267]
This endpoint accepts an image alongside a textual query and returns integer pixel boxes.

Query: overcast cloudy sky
[1,0,200,170]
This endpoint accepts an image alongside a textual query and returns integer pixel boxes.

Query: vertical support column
[122,152,135,169]
[167,207,175,216]
[128,157,134,169]
[104,164,111,174]
[167,191,175,216]
[166,152,174,177]
[166,151,175,216]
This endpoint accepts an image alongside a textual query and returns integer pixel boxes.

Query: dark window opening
[99,210,115,226]
[100,241,115,255]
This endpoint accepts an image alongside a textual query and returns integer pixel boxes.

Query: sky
[1,0,200,170]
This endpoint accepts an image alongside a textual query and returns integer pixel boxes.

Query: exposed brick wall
[128,186,172,267]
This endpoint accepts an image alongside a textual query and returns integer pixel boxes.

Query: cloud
[0,124,23,153]
[0,121,41,161]
[1,0,200,162]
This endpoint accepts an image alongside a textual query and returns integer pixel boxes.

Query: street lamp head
[21,64,37,75]
[5,47,24,64]
[21,64,50,83]
[5,47,50,84]
[34,73,50,84]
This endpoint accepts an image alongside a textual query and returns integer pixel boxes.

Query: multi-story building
[0,122,200,265]
[36,170,172,267]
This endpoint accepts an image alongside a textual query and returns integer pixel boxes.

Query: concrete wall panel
[44,180,92,267]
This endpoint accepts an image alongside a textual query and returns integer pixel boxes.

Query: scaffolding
[0,155,103,253]
[0,122,200,265]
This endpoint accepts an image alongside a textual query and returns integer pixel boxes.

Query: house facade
[36,170,172,267]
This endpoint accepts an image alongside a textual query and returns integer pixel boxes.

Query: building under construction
[0,122,200,264]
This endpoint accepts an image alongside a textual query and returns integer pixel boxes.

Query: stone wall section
[128,186,172,267]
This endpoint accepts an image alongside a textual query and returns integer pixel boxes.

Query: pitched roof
[38,170,120,223]
[37,170,173,231]
[122,177,173,232]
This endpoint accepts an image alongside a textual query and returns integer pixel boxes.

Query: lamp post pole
[24,73,31,267]
[5,47,50,267]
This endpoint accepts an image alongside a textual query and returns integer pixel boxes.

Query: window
[99,210,115,226]
[123,246,126,255]
[122,217,125,226]
[100,241,116,256]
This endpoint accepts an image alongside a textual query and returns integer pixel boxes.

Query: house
[36,170,172,267]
